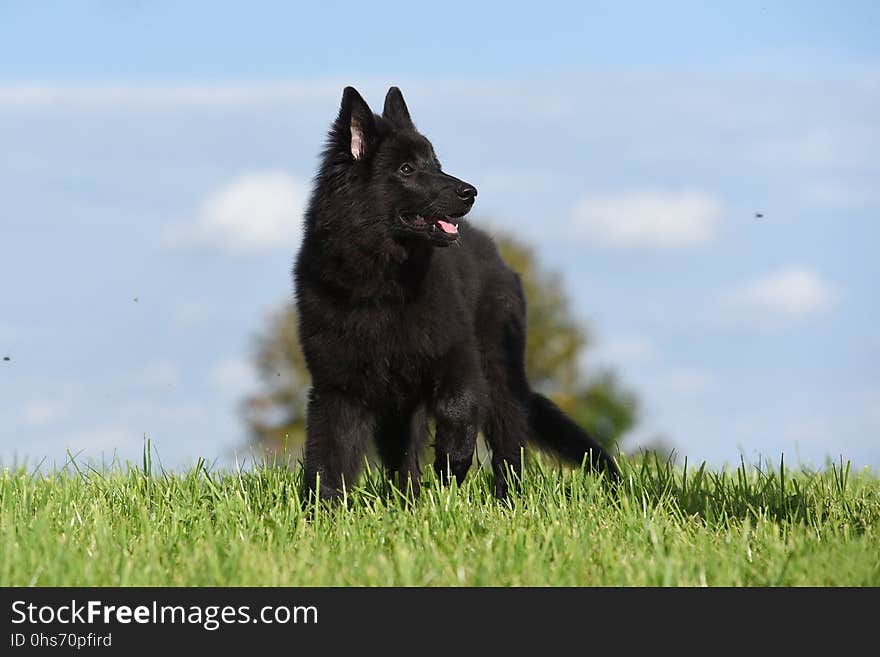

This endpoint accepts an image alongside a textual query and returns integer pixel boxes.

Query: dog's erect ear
[337,86,376,160]
[383,86,414,130]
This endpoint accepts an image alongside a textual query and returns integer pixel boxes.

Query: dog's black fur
[294,86,619,500]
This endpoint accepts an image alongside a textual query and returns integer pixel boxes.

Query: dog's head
[321,86,477,246]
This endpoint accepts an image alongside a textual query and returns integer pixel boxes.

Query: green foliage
[2,455,878,586]
[243,233,639,455]
[497,238,585,391]
[495,236,640,450]
[570,371,639,449]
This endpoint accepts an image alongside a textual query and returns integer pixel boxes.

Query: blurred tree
[498,238,584,393]
[242,305,310,453]
[567,370,639,449]
[243,233,639,455]
[497,238,638,450]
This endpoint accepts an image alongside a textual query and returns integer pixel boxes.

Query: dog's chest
[318,300,450,398]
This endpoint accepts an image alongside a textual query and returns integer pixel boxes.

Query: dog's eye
[399,163,415,175]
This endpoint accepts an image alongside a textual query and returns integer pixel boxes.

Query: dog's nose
[456,184,478,201]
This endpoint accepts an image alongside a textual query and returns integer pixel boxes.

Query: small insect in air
[754,212,764,219]
[2,356,10,361]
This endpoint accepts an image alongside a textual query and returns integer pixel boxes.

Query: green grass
[1,451,878,586]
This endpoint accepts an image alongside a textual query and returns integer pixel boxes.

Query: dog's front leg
[375,405,428,500]
[303,388,374,502]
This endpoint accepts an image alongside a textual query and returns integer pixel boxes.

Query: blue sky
[2,1,879,78]
[1,1,878,471]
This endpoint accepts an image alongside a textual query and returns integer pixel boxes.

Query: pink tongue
[437,220,458,234]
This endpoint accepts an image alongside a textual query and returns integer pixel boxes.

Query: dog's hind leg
[484,391,529,499]
[431,344,486,486]
[375,405,428,499]
[303,388,374,502]
[482,337,531,499]
[478,280,531,498]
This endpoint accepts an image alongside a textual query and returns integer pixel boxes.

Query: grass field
[1,451,878,586]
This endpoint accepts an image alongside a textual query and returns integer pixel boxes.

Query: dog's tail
[528,392,621,480]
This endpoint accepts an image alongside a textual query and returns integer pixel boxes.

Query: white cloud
[0,322,21,344]
[480,169,563,195]
[571,189,723,249]
[858,389,880,437]
[657,368,717,396]
[802,180,880,210]
[0,82,340,112]
[589,334,659,371]
[59,426,141,454]
[21,400,70,429]
[722,266,838,325]
[211,356,259,398]
[164,171,309,253]
[72,401,215,464]
[750,127,876,172]
[138,360,181,389]
[170,298,218,330]
[0,80,577,123]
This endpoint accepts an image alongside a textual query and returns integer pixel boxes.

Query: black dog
[294,86,619,500]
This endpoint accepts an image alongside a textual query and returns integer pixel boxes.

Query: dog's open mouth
[399,213,460,242]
